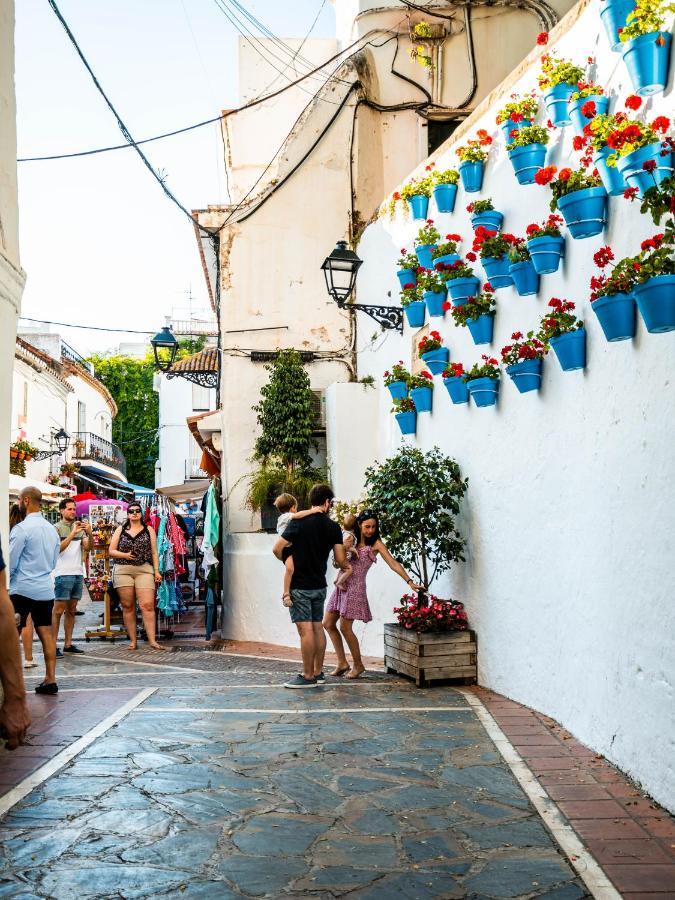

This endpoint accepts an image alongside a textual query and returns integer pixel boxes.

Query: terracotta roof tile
[169,347,219,373]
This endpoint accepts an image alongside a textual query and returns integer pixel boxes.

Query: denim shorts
[289,588,326,624]
[54,575,84,601]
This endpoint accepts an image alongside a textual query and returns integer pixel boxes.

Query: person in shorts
[273,484,348,689]
[53,498,92,657]
[9,487,61,695]
[0,536,30,748]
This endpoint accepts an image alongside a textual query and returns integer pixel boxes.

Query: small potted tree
[618,0,673,95]
[442,361,470,404]
[538,298,587,370]
[525,214,566,274]
[467,198,503,232]
[464,354,500,407]
[365,445,473,687]
[383,362,411,400]
[501,331,547,393]
[400,282,427,328]
[450,284,497,344]
[506,125,550,185]
[455,130,492,192]
[418,330,449,374]
[508,238,540,296]
[432,168,460,213]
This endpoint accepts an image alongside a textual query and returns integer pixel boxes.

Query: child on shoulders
[274,493,324,608]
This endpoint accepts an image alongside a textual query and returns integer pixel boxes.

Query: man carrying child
[273,484,347,689]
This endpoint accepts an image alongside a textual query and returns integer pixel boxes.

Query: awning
[156,480,209,503]
[9,474,72,501]
[76,471,135,495]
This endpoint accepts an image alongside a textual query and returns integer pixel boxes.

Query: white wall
[325,381,380,500]
[345,0,674,811]
[155,372,215,488]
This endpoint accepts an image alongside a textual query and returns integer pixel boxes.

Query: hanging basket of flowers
[409,371,435,412]
[467,198,504,233]
[538,166,608,239]
[501,332,547,393]
[618,0,673,95]
[538,299,587,370]
[496,92,539,142]
[538,54,586,127]
[442,362,470,404]
[506,125,550,185]
[632,230,675,333]
[383,362,412,400]
[455,131,492,192]
[418,331,449,374]
[431,168,460,213]
[392,396,417,435]
[507,239,540,296]
[450,284,496,345]
[568,83,610,135]
[589,245,639,341]
[463,355,500,407]
[414,220,441,268]
[400,282,427,328]
[472,228,516,289]
[604,114,673,197]
[442,259,481,306]
[396,249,420,289]
[417,268,448,318]
[431,233,462,268]
[525,215,566,274]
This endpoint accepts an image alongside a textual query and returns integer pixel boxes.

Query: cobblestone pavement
[0,647,594,900]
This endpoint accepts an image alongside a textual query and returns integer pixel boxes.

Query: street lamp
[34,428,70,461]
[150,323,179,372]
[321,240,403,332]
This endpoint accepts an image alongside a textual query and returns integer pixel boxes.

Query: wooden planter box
[384,623,477,687]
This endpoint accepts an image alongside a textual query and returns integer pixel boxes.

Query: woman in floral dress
[324,510,423,679]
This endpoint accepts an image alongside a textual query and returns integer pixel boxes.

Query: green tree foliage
[247,349,321,510]
[364,445,468,589]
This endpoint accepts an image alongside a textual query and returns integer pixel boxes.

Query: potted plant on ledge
[365,445,473,688]
[450,284,497,344]
[501,331,547,393]
[538,298,587,370]
[464,354,500,407]
[525,214,566,274]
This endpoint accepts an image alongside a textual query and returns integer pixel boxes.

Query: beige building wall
[0,0,26,547]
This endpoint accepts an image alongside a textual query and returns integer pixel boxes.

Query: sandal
[331,666,350,677]
[282,593,293,608]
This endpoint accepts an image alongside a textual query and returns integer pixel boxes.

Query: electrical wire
[255,0,329,98]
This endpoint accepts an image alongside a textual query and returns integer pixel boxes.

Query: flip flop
[331,666,350,677]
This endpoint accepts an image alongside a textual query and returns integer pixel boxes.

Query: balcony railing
[61,341,87,367]
[185,458,208,480]
[72,432,127,477]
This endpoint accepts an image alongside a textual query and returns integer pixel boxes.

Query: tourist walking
[0,537,30,748]
[273,484,348,689]
[9,504,34,669]
[109,503,163,650]
[9,487,61,695]
[53,498,91,657]
[324,509,423,679]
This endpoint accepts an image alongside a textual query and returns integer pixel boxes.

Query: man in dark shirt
[273,484,347,689]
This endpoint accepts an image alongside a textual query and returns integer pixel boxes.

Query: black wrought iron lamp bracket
[165,370,219,389]
[335,298,403,333]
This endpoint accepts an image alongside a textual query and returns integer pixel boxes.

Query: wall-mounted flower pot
[443,376,470,404]
[395,410,417,435]
[423,290,447,318]
[459,160,484,193]
[415,244,438,270]
[466,377,499,407]
[526,235,565,275]
[600,0,635,50]
[410,386,433,412]
[501,117,532,142]
[421,347,450,374]
[506,359,543,393]
[634,275,675,333]
[591,292,636,341]
[594,147,627,197]
[397,268,417,289]
[549,328,587,371]
[621,31,672,96]
[404,301,426,328]
[543,83,576,127]
[557,187,608,239]
[408,194,430,220]
[448,276,480,305]
[481,255,513,289]
[569,94,610,135]
[432,253,460,268]
[616,143,673,198]
[9,449,18,459]
[466,314,495,345]
[471,210,504,232]
[433,183,458,213]
[509,260,540,296]
[387,381,408,400]
[508,143,547,185]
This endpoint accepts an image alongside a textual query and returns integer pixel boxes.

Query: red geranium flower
[652,116,670,133]
[593,246,614,268]
[511,331,523,340]
[393,192,401,201]
[403,282,415,289]
[558,168,572,182]
[466,251,477,262]
[537,31,549,44]
[625,94,642,110]
[642,160,657,173]
[572,135,587,151]
[534,165,557,185]
[623,187,638,200]
[581,100,596,119]
[466,202,475,213]
[446,233,462,242]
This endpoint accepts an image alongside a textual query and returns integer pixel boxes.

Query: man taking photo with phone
[53,498,91,657]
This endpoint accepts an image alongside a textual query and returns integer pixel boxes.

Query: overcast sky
[15,0,335,354]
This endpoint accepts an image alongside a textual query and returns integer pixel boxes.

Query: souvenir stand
[84,501,127,642]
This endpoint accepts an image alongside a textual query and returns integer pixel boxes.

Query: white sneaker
[24,659,37,669]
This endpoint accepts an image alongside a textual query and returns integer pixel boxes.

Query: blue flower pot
[448,276,480,305]
[443,376,469,404]
[506,359,543,393]
[600,0,635,51]
[397,268,417,289]
[616,143,673,198]
[549,329,587,371]
[466,314,495,345]
[459,160,484,193]
[411,385,433,413]
[415,244,438,269]
[526,235,564,275]
[433,183,458,213]
[501,117,531,142]
[508,143,547,185]
[408,194,429,220]
[423,290,447,318]
[471,210,503,232]
[592,292,636,341]
[569,94,609,135]
[467,377,499,407]
[634,275,675,333]
[404,300,426,328]
[395,410,417,435]
[421,347,449,375]
[557,187,608,239]
[621,31,672,96]
[594,147,627,197]
[509,259,540,296]
[543,83,576,127]
[432,253,460,268]
[481,255,513,289]
[387,380,408,400]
